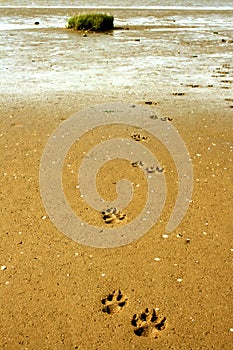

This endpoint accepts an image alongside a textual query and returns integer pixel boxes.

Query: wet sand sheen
[1,6,233,101]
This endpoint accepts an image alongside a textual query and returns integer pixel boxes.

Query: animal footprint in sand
[131,162,165,174]
[131,132,148,142]
[160,116,173,121]
[131,308,167,338]
[102,290,128,314]
[102,208,127,224]
[146,165,164,174]
[131,160,144,167]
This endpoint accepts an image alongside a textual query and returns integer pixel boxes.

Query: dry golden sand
[0,90,233,349]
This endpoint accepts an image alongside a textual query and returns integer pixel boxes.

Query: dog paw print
[146,165,164,174]
[131,132,148,142]
[102,290,128,314]
[131,308,167,338]
[102,208,127,224]
[160,117,173,121]
[131,162,164,174]
[131,160,144,167]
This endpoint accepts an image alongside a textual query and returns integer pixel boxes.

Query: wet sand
[0,8,233,350]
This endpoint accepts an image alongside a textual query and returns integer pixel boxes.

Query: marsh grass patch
[67,13,114,32]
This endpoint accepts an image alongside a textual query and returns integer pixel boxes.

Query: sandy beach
[1,5,233,350]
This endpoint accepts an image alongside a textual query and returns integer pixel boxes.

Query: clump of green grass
[67,13,114,32]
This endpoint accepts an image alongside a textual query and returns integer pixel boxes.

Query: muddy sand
[0,12,233,350]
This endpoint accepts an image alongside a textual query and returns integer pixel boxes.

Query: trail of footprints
[101,162,164,225]
[101,290,167,339]
[101,130,165,225]
[130,131,165,174]
[100,127,168,337]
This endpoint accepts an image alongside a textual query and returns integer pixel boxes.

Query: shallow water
[1,0,233,9]
[1,2,233,100]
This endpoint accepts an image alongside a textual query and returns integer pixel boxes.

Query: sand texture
[0,7,233,350]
